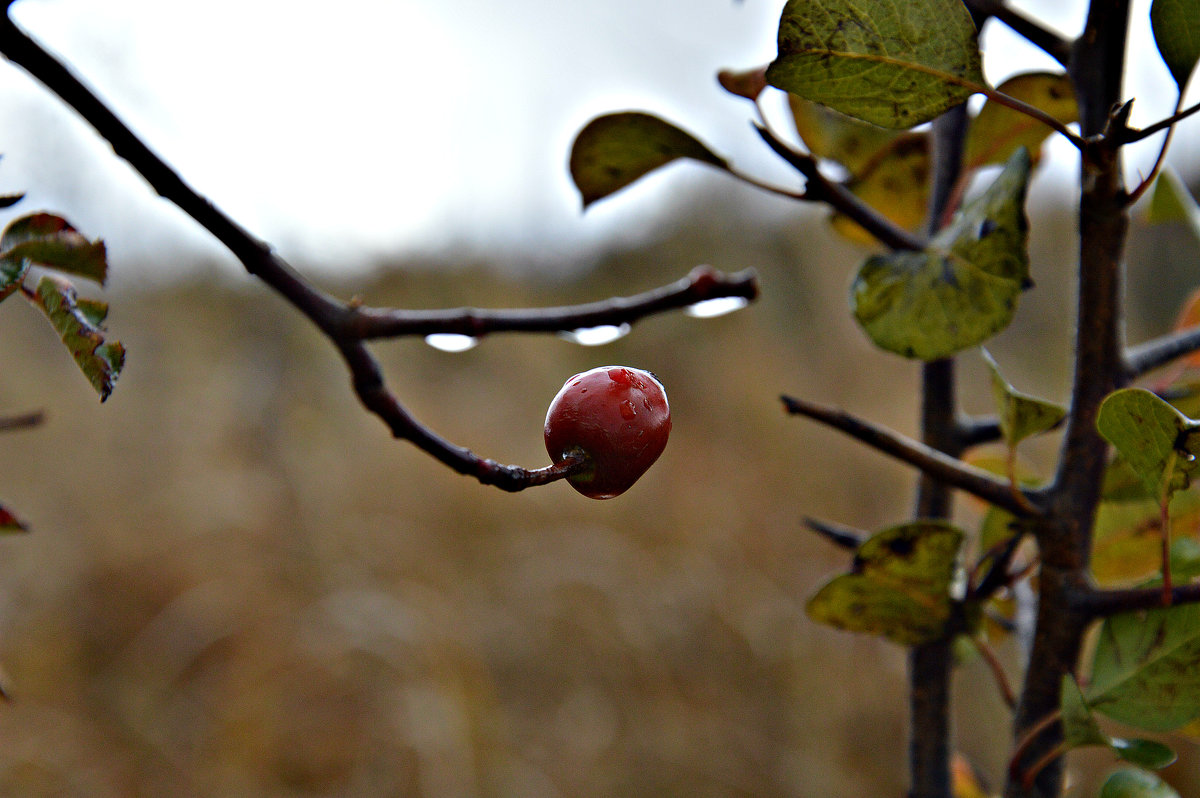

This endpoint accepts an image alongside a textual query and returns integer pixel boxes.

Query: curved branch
[344,265,758,340]
[0,14,756,491]
[780,394,1042,517]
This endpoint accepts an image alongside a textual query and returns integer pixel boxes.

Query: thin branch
[1118,98,1200,144]
[802,516,867,549]
[1123,326,1200,380]
[753,124,927,252]
[780,394,1042,517]
[964,0,1072,67]
[0,15,757,492]
[0,410,43,432]
[1126,94,1185,206]
[345,265,758,339]
[1067,580,1200,616]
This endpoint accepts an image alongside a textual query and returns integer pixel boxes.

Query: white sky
[0,0,1186,280]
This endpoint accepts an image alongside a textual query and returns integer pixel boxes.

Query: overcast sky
[0,0,1185,281]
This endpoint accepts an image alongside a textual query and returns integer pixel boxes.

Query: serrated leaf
[850,148,1031,360]
[787,93,904,175]
[569,112,729,208]
[805,521,963,645]
[983,349,1066,446]
[0,213,107,284]
[1097,388,1200,499]
[31,274,124,401]
[964,72,1077,170]
[830,133,930,244]
[1151,0,1200,89]
[765,0,986,129]
[1088,601,1200,731]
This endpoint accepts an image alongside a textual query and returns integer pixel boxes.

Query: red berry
[544,366,672,499]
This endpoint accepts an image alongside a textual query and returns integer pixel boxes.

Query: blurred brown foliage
[0,189,1195,796]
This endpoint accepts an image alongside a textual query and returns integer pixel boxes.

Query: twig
[964,0,1071,67]
[0,410,43,431]
[345,265,758,339]
[1123,326,1200,380]
[968,635,1017,708]
[802,516,867,549]
[753,124,926,252]
[1126,94,1185,206]
[1118,98,1200,144]
[0,14,756,491]
[780,394,1042,517]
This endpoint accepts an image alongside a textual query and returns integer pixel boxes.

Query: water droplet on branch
[557,324,631,346]
[683,296,750,319]
[424,333,479,352]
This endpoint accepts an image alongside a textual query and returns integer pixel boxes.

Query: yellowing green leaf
[850,148,1032,360]
[805,521,963,646]
[787,93,904,175]
[964,72,1077,170]
[1152,0,1200,89]
[830,134,930,244]
[1146,169,1199,227]
[569,112,729,208]
[766,0,986,129]
[32,274,125,402]
[1092,494,1200,586]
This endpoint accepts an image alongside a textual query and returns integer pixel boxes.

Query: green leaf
[1100,769,1182,798]
[1096,388,1200,500]
[1088,601,1200,731]
[765,0,986,129]
[0,213,107,284]
[568,112,729,208]
[1110,738,1179,771]
[1151,0,1200,89]
[983,349,1066,446]
[1147,169,1199,226]
[1062,675,1178,770]
[805,521,963,646]
[30,274,125,401]
[964,72,1078,170]
[850,148,1032,360]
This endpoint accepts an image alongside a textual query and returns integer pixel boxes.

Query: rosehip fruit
[544,365,671,499]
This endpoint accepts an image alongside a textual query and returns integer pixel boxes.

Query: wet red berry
[544,366,672,499]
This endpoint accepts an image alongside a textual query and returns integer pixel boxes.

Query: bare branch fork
[0,13,758,491]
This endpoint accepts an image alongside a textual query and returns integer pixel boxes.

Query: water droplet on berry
[620,399,636,420]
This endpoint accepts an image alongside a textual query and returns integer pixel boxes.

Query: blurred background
[0,0,1197,795]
